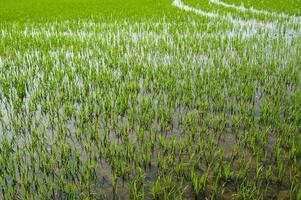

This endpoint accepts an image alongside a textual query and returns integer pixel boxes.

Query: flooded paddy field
[0,0,301,199]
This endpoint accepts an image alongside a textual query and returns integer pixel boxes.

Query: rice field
[0,0,301,199]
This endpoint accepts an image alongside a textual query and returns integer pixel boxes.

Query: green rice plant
[265,165,273,182]
[151,174,185,200]
[111,171,118,195]
[253,161,263,183]
[276,157,285,184]
[234,181,261,200]
[191,169,208,199]
[297,188,301,200]
[210,179,219,199]
[288,141,298,163]
[129,168,144,200]
[151,178,161,200]
[222,162,232,182]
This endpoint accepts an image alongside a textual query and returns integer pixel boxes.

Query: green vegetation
[222,0,301,15]
[0,0,176,21]
[0,0,300,199]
